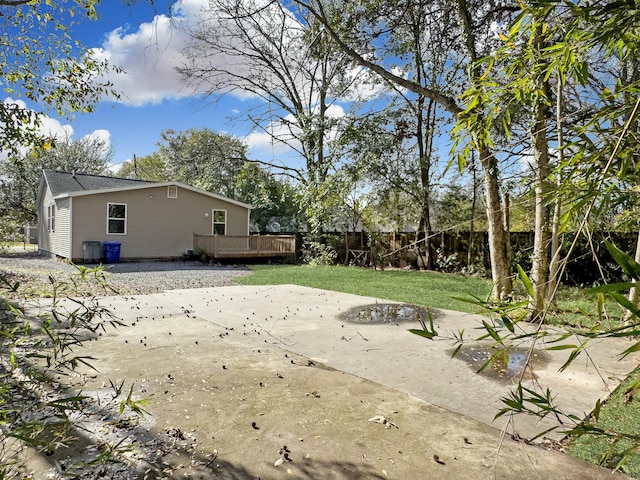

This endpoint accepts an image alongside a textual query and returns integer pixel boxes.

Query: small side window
[107,203,127,235]
[168,186,178,199]
[212,209,226,235]
[47,204,56,232]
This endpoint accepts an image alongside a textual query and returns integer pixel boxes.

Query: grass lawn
[238,264,640,476]
[237,264,493,313]
[567,366,640,477]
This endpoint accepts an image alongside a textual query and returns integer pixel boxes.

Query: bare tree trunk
[467,155,477,267]
[457,0,512,299]
[625,58,640,319]
[626,224,640,316]
[547,174,562,304]
[547,82,564,305]
[417,97,435,270]
[503,192,512,269]
[480,145,512,300]
[529,26,553,321]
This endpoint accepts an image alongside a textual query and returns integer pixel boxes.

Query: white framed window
[47,204,56,232]
[212,209,226,235]
[107,203,127,235]
[167,186,178,199]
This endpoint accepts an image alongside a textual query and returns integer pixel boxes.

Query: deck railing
[193,234,296,258]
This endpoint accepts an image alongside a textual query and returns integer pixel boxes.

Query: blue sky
[7,0,476,185]
[13,0,304,172]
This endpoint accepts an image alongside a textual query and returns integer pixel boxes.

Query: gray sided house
[37,170,252,262]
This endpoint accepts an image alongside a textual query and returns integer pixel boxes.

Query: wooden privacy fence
[193,234,296,259]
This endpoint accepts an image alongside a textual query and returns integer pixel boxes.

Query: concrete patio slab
[25,284,638,479]
[142,285,639,441]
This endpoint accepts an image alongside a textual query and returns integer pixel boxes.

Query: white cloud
[89,0,381,108]
[90,13,193,106]
[87,0,219,106]
[82,128,110,143]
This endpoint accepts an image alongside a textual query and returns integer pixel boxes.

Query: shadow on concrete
[5,363,385,480]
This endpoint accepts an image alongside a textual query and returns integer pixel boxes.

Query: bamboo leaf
[517,265,535,299]
[482,320,502,343]
[545,344,578,351]
[409,328,436,339]
[605,241,640,279]
[620,341,640,359]
[479,56,495,80]
[589,282,637,294]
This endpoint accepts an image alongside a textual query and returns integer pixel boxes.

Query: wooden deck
[193,234,296,259]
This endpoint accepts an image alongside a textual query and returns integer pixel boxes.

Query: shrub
[301,241,338,266]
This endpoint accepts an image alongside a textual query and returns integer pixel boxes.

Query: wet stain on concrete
[338,303,437,325]
[451,345,550,381]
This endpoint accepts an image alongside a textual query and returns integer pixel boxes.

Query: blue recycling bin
[103,241,121,263]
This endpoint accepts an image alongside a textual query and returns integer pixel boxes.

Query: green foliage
[301,241,338,266]
[0,263,145,476]
[408,308,438,340]
[0,218,23,246]
[236,163,303,232]
[158,128,248,199]
[1,0,119,155]
[0,135,112,224]
[116,152,168,182]
[417,242,640,475]
[568,367,640,477]
[432,184,483,232]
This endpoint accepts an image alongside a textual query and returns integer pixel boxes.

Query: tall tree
[0,135,112,223]
[157,128,248,199]
[292,0,516,298]
[468,0,640,318]
[177,0,357,234]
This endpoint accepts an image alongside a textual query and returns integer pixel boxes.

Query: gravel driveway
[0,250,252,297]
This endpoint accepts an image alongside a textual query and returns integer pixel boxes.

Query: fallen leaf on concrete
[368,415,398,429]
[274,445,293,467]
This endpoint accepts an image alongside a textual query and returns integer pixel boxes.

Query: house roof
[43,169,154,196]
[41,170,253,209]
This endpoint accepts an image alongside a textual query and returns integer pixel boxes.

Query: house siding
[53,198,72,258]
[69,186,250,260]
[37,186,53,256]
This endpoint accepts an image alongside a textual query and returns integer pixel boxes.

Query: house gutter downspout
[68,197,73,260]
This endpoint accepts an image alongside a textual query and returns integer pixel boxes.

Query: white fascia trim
[55,182,254,210]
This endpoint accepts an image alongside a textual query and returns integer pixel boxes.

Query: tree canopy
[1,0,119,156]
[0,135,112,223]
